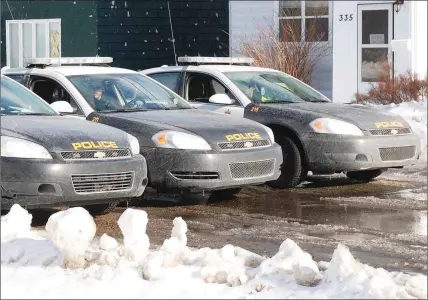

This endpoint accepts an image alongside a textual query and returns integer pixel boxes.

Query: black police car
[1,75,148,215]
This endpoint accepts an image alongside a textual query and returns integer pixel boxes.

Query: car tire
[346,169,384,182]
[268,136,305,189]
[82,201,119,216]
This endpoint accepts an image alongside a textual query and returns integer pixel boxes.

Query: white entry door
[357,4,393,93]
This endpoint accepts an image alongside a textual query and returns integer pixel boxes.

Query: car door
[183,72,244,117]
[27,75,86,119]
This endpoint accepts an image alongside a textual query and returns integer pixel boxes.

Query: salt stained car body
[0,75,148,215]
[2,57,283,200]
[142,56,422,188]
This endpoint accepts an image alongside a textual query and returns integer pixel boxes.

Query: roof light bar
[177,56,254,65]
[24,57,113,66]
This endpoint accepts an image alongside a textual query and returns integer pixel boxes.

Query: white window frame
[278,0,331,43]
[6,19,61,68]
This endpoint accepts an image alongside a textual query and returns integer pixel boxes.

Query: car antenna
[167,1,178,66]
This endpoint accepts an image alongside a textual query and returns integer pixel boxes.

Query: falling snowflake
[143,52,145,55]
[146,12,148,15]
[219,45,222,49]
[73,1,76,4]
[111,0,115,4]
[125,42,127,47]
[216,37,219,41]
[156,29,158,33]
[127,11,130,17]
[157,48,160,50]
[194,23,198,26]
[216,13,218,17]
[187,3,189,6]
[144,40,147,42]
[125,1,127,8]
[188,44,191,47]
[127,30,130,33]
[89,15,93,17]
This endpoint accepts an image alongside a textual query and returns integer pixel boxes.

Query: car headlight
[152,130,212,150]
[126,133,140,155]
[1,136,53,159]
[309,118,364,136]
[261,125,275,143]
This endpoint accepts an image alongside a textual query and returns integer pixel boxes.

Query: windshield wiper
[16,112,55,116]
[258,100,299,104]
[309,99,330,103]
[102,108,149,113]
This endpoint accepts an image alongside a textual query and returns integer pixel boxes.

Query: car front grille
[61,149,131,160]
[229,159,275,180]
[369,127,411,136]
[170,171,219,180]
[379,146,416,161]
[71,172,133,194]
[218,139,271,151]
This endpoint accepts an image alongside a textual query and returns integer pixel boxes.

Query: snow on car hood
[260,102,410,130]
[105,109,271,143]
[1,116,132,152]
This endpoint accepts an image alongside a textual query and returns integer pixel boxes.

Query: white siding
[229,1,276,57]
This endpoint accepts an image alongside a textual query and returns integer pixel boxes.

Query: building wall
[0,0,98,67]
[97,0,230,71]
[229,0,333,99]
[332,0,425,103]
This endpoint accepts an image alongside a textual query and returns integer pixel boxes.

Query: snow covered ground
[1,204,427,299]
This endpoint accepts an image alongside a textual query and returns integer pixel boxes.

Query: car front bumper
[1,154,148,209]
[142,144,283,193]
[303,132,422,174]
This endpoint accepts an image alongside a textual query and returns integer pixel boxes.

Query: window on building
[279,0,329,42]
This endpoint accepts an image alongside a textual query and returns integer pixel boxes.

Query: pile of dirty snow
[1,204,427,299]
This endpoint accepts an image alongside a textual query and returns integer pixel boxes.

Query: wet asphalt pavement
[30,165,427,275]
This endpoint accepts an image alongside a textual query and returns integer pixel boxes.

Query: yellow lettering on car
[225,133,262,141]
[374,121,404,128]
[72,141,118,150]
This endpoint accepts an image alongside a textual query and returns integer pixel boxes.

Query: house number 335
[339,14,353,21]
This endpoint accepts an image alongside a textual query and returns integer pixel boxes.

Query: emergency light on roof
[177,56,254,66]
[24,57,113,66]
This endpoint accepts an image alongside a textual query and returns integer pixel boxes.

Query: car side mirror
[50,101,76,114]
[209,94,234,105]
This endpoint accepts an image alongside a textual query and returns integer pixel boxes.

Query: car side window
[29,76,83,115]
[147,72,180,92]
[5,74,26,85]
[186,73,235,103]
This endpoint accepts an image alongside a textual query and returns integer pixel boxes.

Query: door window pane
[36,23,46,57]
[362,10,389,45]
[305,1,328,16]
[361,48,388,82]
[49,22,60,57]
[305,17,328,41]
[9,23,19,67]
[279,19,301,42]
[23,23,32,62]
[280,1,301,17]
[149,72,180,91]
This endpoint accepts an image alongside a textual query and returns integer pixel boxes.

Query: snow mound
[1,204,33,243]
[45,207,96,269]
[118,208,150,264]
[1,205,427,299]
[363,100,427,161]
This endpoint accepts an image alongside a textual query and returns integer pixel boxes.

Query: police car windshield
[1,76,58,116]
[224,71,331,103]
[67,73,192,112]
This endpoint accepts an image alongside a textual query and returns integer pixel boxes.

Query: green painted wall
[1,0,98,67]
[0,0,230,70]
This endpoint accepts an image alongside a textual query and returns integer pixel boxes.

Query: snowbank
[1,206,427,299]
[354,100,427,161]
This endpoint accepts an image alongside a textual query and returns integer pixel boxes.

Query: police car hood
[107,109,270,142]
[260,102,409,130]
[1,116,131,151]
